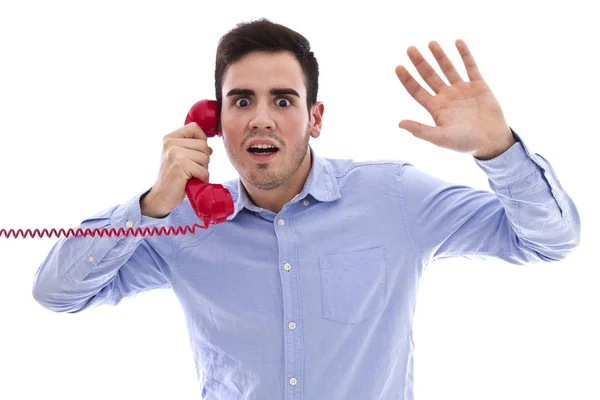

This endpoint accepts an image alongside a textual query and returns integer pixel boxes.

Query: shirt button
[126,220,134,228]
[289,377,297,386]
[88,256,95,263]
[283,263,292,271]
[288,322,296,330]
[277,218,285,226]
[303,200,309,206]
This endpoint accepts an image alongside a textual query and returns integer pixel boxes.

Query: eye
[275,97,292,108]
[234,97,251,108]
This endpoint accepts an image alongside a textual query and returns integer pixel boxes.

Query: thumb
[398,119,436,141]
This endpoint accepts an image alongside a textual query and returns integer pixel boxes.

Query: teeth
[250,144,276,149]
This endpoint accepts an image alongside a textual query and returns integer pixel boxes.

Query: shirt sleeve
[398,128,581,265]
[31,189,175,313]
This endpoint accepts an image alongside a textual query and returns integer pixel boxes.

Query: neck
[242,149,312,214]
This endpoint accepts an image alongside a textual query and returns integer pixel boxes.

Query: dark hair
[214,18,319,122]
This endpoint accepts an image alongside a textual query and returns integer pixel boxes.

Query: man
[32,18,580,400]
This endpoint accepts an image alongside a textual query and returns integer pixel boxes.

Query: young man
[32,18,580,400]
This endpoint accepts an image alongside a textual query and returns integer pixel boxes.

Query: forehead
[222,51,306,96]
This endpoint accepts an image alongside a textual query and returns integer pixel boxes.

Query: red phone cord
[0,224,207,239]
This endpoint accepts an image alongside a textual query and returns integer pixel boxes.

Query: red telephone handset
[183,100,235,226]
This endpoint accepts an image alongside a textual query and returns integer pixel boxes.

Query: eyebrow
[225,88,301,98]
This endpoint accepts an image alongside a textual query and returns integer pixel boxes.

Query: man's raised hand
[395,39,515,160]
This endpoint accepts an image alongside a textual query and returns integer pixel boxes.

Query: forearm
[400,129,580,265]
[32,191,168,312]
[474,131,581,261]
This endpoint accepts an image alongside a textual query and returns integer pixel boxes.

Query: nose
[249,101,276,131]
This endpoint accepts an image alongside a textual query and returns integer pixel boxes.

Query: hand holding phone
[142,100,234,225]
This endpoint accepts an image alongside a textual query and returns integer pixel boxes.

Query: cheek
[219,111,233,132]
[223,133,242,153]
[220,114,244,147]
[281,113,306,133]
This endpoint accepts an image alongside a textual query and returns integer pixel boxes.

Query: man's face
[219,51,323,190]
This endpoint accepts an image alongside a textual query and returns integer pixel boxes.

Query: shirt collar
[224,146,341,220]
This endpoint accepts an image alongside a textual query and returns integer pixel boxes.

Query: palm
[396,40,510,156]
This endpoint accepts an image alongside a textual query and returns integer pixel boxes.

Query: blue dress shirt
[32,129,580,400]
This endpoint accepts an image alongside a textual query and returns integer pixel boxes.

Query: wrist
[474,130,516,160]
[140,189,171,218]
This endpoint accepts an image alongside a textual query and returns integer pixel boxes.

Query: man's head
[215,18,319,121]
[214,18,324,192]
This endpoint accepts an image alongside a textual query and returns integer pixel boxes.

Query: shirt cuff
[474,128,541,187]
[108,188,168,239]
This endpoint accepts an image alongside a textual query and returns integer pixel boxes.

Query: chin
[244,169,284,190]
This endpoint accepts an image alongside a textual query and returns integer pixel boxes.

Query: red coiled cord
[0,224,206,239]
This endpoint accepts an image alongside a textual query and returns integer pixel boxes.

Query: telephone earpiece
[184,99,220,137]
[184,100,234,226]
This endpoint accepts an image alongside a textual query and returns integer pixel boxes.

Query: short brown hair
[214,18,319,121]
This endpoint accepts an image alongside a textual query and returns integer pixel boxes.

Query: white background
[0,0,597,399]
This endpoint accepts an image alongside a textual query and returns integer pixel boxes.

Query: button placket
[275,213,304,398]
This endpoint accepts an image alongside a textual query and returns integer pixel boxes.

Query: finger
[165,147,210,176]
[180,148,210,168]
[406,46,448,94]
[182,122,208,140]
[395,65,433,109]
[184,158,210,183]
[165,122,208,140]
[455,39,483,81]
[428,41,464,84]
[398,119,438,143]
[164,137,210,153]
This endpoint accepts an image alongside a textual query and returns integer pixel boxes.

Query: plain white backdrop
[0,0,597,399]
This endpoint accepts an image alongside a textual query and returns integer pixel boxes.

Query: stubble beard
[231,124,312,191]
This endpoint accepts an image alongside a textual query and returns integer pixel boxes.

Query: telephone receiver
[183,100,234,226]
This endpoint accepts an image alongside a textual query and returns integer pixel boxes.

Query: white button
[303,200,309,206]
[288,322,296,330]
[283,263,292,271]
[88,256,95,263]
[126,220,133,228]
[277,219,285,226]
[289,377,297,386]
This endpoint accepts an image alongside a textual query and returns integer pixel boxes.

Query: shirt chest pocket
[319,246,387,324]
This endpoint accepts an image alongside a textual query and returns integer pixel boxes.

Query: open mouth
[247,144,279,155]
[246,144,280,162]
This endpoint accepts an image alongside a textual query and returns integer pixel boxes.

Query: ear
[309,102,325,138]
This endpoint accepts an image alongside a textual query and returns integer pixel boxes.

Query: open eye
[234,97,251,108]
[276,97,292,108]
